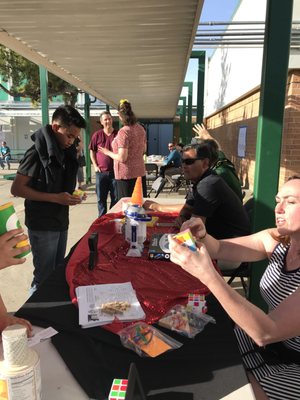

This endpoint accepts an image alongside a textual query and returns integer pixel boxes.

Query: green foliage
[0,45,79,105]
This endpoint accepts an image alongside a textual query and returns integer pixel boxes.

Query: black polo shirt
[186,170,250,239]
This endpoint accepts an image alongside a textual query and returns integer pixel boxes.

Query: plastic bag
[119,322,182,357]
[158,304,216,338]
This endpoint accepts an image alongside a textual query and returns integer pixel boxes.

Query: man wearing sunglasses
[144,143,250,239]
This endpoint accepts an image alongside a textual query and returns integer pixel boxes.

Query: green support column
[249,0,293,307]
[183,82,193,143]
[179,96,187,143]
[179,106,184,143]
[106,104,110,112]
[176,106,184,144]
[84,93,92,184]
[39,66,49,125]
[191,51,205,124]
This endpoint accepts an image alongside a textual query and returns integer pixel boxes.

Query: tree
[0,45,80,106]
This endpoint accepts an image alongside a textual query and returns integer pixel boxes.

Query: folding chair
[165,173,180,192]
[219,197,253,297]
[145,163,159,189]
[221,262,250,296]
[147,176,166,198]
[165,173,190,195]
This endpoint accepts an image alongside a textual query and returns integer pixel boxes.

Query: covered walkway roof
[0,0,203,119]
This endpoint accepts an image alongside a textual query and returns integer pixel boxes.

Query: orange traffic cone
[130,177,143,206]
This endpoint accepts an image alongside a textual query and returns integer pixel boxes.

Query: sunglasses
[181,158,202,165]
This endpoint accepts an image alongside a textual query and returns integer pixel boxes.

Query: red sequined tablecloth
[65,212,211,333]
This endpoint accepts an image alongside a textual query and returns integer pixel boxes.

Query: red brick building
[204,70,300,191]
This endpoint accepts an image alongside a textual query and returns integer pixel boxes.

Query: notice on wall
[238,126,247,157]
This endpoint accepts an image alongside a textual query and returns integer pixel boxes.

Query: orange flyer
[140,334,172,357]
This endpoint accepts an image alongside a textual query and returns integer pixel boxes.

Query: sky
[200,0,240,26]
[183,0,240,103]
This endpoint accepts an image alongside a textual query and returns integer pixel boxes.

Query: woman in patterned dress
[169,176,300,400]
[99,99,147,201]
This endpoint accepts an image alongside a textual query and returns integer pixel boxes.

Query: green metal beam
[249,0,293,307]
[179,96,187,143]
[39,65,49,125]
[84,93,92,184]
[191,51,206,124]
[177,105,184,144]
[183,82,193,143]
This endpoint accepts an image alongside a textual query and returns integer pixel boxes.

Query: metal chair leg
[154,178,166,198]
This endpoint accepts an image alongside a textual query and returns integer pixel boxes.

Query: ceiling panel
[0,0,203,119]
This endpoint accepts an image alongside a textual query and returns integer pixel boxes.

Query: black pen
[88,233,98,270]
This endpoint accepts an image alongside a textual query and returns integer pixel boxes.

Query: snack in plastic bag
[159,305,191,336]
[119,322,182,357]
[158,304,216,338]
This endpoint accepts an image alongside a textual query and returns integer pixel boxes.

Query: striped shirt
[260,243,300,352]
[235,243,300,400]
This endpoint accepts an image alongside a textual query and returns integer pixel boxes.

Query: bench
[3,173,16,180]
[10,150,25,163]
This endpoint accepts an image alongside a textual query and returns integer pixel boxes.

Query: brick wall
[204,70,300,191]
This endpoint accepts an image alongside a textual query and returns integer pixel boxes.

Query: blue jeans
[0,156,10,169]
[28,229,68,291]
[95,171,117,216]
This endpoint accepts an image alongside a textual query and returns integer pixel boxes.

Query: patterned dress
[235,243,300,400]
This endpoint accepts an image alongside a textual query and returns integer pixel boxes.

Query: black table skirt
[16,248,249,400]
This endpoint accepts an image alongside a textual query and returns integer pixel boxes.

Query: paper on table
[76,282,145,329]
[140,335,172,357]
[28,327,59,347]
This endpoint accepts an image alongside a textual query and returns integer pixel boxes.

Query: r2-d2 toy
[124,205,151,257]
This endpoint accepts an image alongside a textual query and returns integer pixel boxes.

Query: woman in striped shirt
[169,176,300,400]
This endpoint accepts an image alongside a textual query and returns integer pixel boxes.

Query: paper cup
[0,202,30,258]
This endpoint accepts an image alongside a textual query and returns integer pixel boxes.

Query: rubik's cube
[187,293,207,313]
[173,229,197,251]
[108,379,128,400]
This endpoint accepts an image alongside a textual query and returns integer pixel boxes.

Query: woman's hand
[169,235,217,286]
[98,146,110,156]
[181,217,207,241]
[0,313,32,337]
[0,229,30,269]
